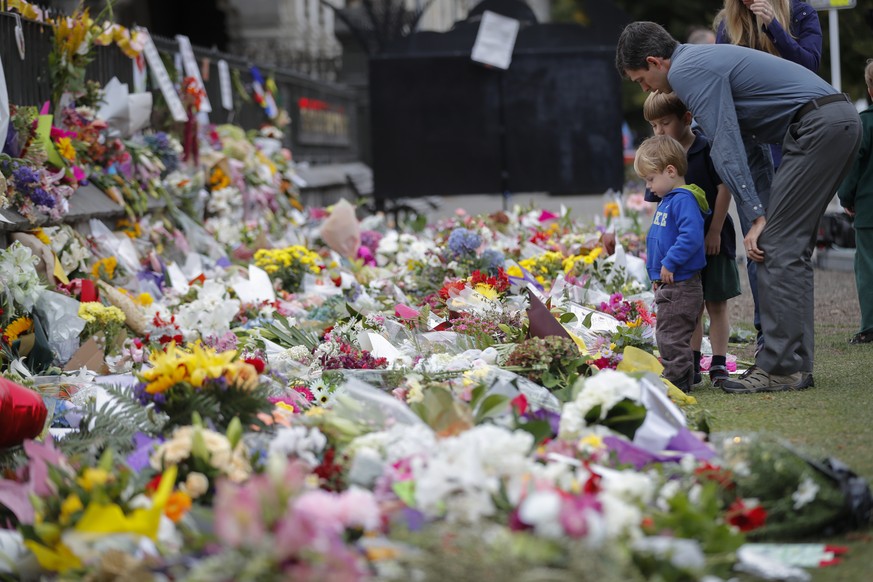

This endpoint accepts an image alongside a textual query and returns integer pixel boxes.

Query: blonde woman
[714,0,822,362]
[714,0,821,72]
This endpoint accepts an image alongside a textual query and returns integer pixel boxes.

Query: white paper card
[176,35,212,113]
[128,92,153,135]
[231,264,277,304]
[167,263,190,293]
[218,59,233,111]
[139,29,188,122]
[471,11,520,70]
[357,331,403,365]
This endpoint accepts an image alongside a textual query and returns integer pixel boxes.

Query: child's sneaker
[709,365,729,388]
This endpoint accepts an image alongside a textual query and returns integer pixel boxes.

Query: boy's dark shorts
[702,254,741,302]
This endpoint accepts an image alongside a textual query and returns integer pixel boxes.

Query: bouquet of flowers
[177,457,377,581]
[505,336,590,391]
[711,432,872,540]
[558,370,647,440]
[150,419,253,494]
[133,343,272,431]
[0,156,74,222]
[0,440,177,575]
[78,302,126,355]
[254,245,323,293]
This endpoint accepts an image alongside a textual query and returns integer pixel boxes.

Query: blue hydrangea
[447,228,481,259]
[480,248,505,274]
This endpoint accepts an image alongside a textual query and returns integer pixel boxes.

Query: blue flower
[480,248,505,274]
[447,228,481,259]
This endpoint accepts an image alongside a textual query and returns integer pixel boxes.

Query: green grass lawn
[693,324,873,580]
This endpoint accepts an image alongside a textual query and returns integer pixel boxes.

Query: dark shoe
[709,365,729,388]
[721,366,804,394]
[849,332,873,345]
[796,372,815,389]
[693,372,702,386]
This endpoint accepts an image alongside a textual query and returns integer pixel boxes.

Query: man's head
[644,92,693,143]
[634,135,688,198]
[616,22,679,93]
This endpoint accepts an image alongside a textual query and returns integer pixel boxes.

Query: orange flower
[164,491,192,523]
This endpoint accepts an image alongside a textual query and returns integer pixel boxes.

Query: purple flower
[360,230,383,251]
[30,187,55,208]
[12,165,39,186]
[127,432,163,471]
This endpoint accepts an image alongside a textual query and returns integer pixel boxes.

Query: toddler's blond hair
[634,135,688,178]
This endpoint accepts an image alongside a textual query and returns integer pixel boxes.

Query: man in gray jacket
[615,21,861,393]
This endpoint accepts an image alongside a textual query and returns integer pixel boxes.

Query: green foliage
[58,384,167,464]
[258,313,320,350]
[638,484,743,581]
[583,398,647,440]
[160,382,272,433]
[505,336,591,391]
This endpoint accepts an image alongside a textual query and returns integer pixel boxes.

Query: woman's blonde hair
[634,135,688,179]
[714,0,794,57]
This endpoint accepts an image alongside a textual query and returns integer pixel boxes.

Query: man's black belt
[793,92,851,123]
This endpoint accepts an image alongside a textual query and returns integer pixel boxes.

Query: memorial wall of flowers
[0,1,870,581]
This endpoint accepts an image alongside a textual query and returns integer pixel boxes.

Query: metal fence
[0,11,360,164]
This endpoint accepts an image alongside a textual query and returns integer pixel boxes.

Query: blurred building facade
[49,0,551,83]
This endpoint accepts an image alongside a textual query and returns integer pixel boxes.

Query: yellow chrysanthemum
[137,293,154,307]
[473,283,498,300]
[91,256,117,280]
[56,137,76,162]
[506,265,523,278]
[604,201,620,218]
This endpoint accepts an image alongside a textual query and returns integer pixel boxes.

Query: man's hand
[660,265,674,284]
[705,230,721,256]
[845,206,856,218]
[602,232,617,255]
[743,215,766,263]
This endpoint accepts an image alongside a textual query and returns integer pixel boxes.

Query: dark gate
[370,7,627,202]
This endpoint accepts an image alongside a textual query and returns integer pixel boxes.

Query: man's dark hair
[615,22,680,78]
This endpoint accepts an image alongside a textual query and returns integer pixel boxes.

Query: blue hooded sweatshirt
[646,184,709,283]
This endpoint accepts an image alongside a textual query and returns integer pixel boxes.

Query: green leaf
[542,371,560,389]
[475,394,510,423]
[516,419,555,444]
[584,404,603,425]
[559,312,577,324]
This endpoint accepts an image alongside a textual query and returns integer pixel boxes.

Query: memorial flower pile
[0,38,867,579]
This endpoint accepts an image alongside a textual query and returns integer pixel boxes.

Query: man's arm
[671,67,767,222]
